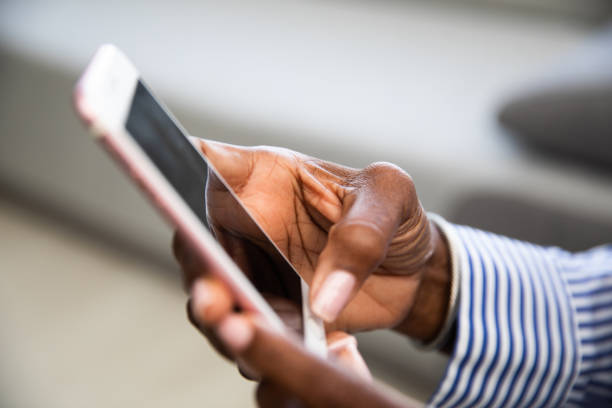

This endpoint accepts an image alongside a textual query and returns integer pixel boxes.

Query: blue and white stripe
[427,223,612,407]
[560,245,612,407]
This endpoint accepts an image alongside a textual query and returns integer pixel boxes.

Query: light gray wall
[2,0,612,402]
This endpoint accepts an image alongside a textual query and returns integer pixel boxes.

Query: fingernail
[190,280,212,323]
[217,315,254,353]
[312,270,356,322]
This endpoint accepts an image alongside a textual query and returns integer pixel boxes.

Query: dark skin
[173,139,452,407]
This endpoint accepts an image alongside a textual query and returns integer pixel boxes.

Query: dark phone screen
[126,81,208,225]
[124,80,300,301]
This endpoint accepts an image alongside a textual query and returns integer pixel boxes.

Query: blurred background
[1,0,612,406]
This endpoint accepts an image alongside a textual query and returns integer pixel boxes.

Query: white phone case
[74,44,327,357]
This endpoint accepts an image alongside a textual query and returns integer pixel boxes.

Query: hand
[185,140,451,340]
[176,233,372,379]
[181,274,422,408]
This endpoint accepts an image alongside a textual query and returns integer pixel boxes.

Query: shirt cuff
[411,213,461,351]
[427,222,580,408]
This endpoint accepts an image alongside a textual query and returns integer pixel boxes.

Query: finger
[217,316,411,408]
[189,277,234,325]
[173,231,215,290]
[239,295,304,383]
[172,231,195,273]
[216,314,257,355]
[327,332,372,381]
[309,163,418,322]
[188,280,259,371]
[186,299,233,360]
[187,299,263,381]
[195,139,255,192]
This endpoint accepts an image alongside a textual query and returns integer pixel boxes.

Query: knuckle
[364,161,401,175]
[365,161,414,187]
[362,161,416,212]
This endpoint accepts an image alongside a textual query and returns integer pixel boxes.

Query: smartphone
[74,44,326,357]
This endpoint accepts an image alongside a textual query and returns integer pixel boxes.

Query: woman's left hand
[184,273,421,408]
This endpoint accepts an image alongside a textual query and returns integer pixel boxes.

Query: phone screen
[124,80,302,303]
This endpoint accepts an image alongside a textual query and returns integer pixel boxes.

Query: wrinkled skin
[173,140,450,408]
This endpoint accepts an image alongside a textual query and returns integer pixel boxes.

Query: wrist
[393,220,451,343]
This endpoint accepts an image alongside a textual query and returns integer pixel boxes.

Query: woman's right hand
[181,139,451,340]
[172,139,452,406]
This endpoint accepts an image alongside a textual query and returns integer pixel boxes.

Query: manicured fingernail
[312,270,356,322]
[217,315,254,353]
[190,280,212,322]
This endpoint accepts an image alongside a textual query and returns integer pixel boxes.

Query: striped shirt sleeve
[427,222,612,408]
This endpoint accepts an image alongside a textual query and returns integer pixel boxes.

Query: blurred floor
[0,197,256,408]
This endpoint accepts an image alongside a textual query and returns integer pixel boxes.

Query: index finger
[195,138,255,192]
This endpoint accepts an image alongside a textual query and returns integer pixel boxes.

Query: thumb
[309,163,422,323]
[194,138,254,192]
